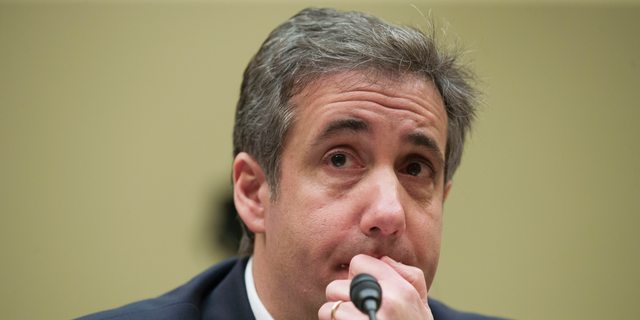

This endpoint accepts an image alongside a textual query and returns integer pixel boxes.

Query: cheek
[290,191,353,247]
[272,173,350,248]
[407,203,443,259]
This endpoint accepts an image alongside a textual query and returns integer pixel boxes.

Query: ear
[443,180,453,203]
[233,152,269,234]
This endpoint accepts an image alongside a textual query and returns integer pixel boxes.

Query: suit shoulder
[429,298,512,320]
[75,258,240,320]
[75,302,199,320]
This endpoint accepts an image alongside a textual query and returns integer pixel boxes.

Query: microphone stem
[363,298,378,320]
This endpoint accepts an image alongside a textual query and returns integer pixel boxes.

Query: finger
[347,254,396,280]
[348,253,431,317]
[326,279,351,302]
[380,256,428,303]
[318,301,369,320]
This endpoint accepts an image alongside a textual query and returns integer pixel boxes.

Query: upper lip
[333,240,411,269]
[337,252,403,269]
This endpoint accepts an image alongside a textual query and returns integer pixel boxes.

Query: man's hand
[318,254,434,320]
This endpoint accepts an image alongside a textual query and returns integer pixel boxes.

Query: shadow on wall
[213,194,243,256]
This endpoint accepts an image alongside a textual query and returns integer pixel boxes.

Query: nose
[359,169,406,238]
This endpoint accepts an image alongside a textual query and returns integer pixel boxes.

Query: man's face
[260,72,449,314]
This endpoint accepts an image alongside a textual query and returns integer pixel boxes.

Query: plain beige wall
[1,2,639,319]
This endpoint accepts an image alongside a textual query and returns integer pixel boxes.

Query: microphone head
[350,273,382,314]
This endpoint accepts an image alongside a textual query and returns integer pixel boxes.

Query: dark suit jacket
[76,257,508,320]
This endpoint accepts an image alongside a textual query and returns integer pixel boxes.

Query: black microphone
[350,273,382,320]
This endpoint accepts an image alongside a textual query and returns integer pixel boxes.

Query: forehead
[287,72,448,150]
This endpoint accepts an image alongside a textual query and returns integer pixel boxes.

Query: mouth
[335,252,406,274]
[333,250,409,280]
[334,263,350,279]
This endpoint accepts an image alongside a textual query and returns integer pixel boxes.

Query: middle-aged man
[79,7,509,320]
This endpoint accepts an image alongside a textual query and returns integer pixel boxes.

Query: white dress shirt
[245,256,275,320]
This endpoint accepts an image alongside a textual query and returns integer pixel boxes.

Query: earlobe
[443,181,453,203]
[233,152,269,234]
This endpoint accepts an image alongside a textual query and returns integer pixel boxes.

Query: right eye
[323,148,364,172]
[330,153,347,167]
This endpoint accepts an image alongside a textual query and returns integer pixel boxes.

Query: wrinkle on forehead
[287,71,449,156]
[293,72,446,120]
[326,91,442,130]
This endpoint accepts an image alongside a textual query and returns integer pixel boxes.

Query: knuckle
[409,267,424,282]
[400,265,424,286]
[350,254,367,265]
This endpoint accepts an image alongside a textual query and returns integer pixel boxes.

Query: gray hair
[233,7,480,256]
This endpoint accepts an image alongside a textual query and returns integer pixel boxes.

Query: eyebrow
[312,118,370,146]
[405,132,445,170]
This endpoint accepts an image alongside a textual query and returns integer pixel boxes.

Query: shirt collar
[245,256,275,320]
